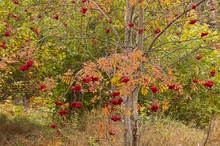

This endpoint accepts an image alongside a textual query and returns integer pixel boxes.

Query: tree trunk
[123,0,143,145]
[124,87,140,146]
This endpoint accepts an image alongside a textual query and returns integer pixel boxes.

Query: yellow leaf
[162,100,170,110]
[141,86,149,96]
[130,0,137,5]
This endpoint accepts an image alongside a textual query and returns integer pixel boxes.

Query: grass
[1,111,220,146]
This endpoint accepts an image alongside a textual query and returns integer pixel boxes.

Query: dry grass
[1,112,220,146]
[0,114,55,146]
[140,120,204,146]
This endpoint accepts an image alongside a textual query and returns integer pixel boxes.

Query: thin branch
[89,0,121,46]
[203,118,213,146]
[162,45,207,70]
[151,34,219,50]
[143,0,207,57]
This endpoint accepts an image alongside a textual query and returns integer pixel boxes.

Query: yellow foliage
[130,0,136,5]
[141,86,149,96]
[30,96,45,107]
[159,85,168,93]
[0,96,15,117]
[139,106,146,116]
[90,96,100,103]
[61,69,75,85]
[162,100,170,110]
[102,107,110,116]
[111,75,122,87]
[138,2,145,7]
[61,103,69,109]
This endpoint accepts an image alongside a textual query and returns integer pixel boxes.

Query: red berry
[121,76,130,83]
[37,14,42,18]
[30,26,35,30]
[128,23,134,27]
[55,101,63,105]
[63,22,67,26]
[70,101,82,108]
[104,101,110,107]
[196,55,202,60]
[20,64,29,71]
[117,97,123,105]
[111,115,121,122]
[58,109,67,115]
[54,14,59,20]
[30,16,34,21]
[210,7,215,11]
[50,123,57,128]
[0,42,6,48]
[26,59,33,67]
[82,77,91,83]
[191,4,197,9]
[80,7,88,14]
[111,98,119,105]
[106,28,110,33]
[204,80,214,88]
[91,76,99,81]
[108,19,112,23]
[150,104,159,111]
[193,79,198,83]
[14,0,19,4]
[168,84,176,90]
[25,39,30,43]
[56,129,61,135]
[108,130,117,135]
[82,0,87,2]
[4,32,10,37]
[151,86,159,93]
[40,83,46,90]
[189,19,197,24]
[210,69,216,76]
[201,32,208,37]
[153,28,161,34]
[138,28,146,34]
[111,91,120,97]
[72,84,82,91]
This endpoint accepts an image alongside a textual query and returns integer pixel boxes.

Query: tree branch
[143,0,207,57]
[89,0,121,46]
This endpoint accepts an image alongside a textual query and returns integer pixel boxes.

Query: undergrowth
[1,112,220,146]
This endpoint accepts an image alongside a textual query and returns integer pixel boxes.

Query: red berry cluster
[153,28,161,34]
[19,59,34,71]
[30,26,39,36]
[150,104,159,111]
[204,80,214,88]
[189,19,197,24]
[0,41,6,49]
[201,32,208,37]
[121,76,130,83]
[151,86,159,93]
[40,83,46,90]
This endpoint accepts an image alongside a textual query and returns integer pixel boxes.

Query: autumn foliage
[0,0,220,145]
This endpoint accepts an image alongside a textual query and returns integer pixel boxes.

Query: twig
[143,0,207,57]
[0,132,10,145]
[162,45,207,69]
[89,0,121,46]
[203,119,213,146]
